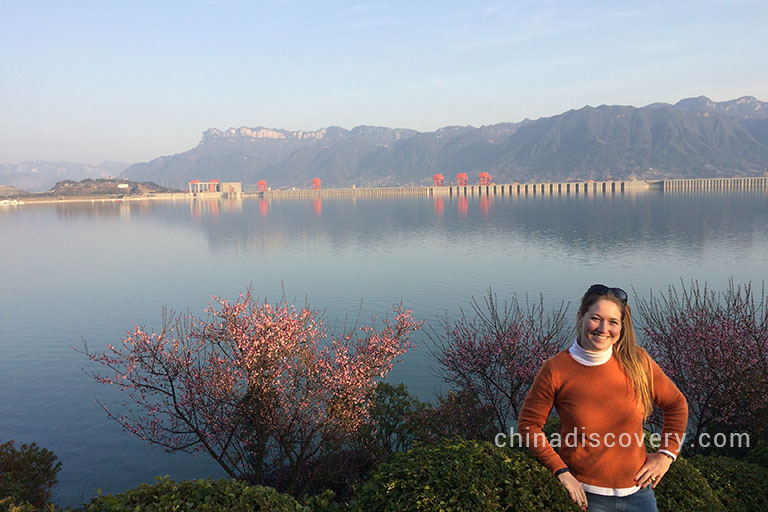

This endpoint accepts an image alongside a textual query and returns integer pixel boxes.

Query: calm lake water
[1,188,767,506]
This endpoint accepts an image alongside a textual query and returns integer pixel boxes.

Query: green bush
[265,449,375,504]
[349,439,580,511]
[409,389,497,445]
[689,455,768,512]
[0,441,62,510]
[358,382,425,457]
[653,457,724,512]
[3,499,59,512]
[302,490,347,512]
[83,476,307,512]
[745,439,768,468]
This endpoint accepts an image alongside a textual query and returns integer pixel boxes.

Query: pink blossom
[83,292,422,490]
[429,290,570,429]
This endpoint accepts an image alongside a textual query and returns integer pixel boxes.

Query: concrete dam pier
[249,177,767,199]
[660,177,768,192]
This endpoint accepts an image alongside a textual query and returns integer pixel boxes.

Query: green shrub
[349,439,580,511]
[0,498,60,512]
[265,449,374,504]
[358,382,426,456]
[410,389,497,445]
[0,497,41,512]
[302,490,347,512]
[84,476,308,511]
[689,455,768,512]
[745,439,768,468]
[653,457,724,512]
[0,441,62,510]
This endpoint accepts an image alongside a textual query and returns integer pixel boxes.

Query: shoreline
[4,192,189,205]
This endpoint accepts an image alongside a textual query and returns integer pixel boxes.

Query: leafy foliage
[83,476,306,511]
[357,383,426,457]
[301,490,348,512]
[350,439,580,511]
[263,448,374,504]
[360,382,497,457]
[689,455,768,512]
[0,441,61,510]
[0,498,54,512]
[653,457,725,512]
[408,388,497,444]
[745,439,768,468]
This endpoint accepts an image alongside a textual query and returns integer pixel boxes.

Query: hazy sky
[1,0,766,165]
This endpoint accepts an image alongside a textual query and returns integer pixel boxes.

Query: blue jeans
[585,485,658,512]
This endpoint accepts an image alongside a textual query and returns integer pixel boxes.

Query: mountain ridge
[120,95,767,188]
[3,96,767,191]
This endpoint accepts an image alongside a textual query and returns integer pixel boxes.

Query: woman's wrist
[658,450,676,461]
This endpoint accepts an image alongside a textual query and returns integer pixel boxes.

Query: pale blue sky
[1,0,766,164]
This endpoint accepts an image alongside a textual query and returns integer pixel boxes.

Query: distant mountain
[0,161,131,192]
[116,95,767,188]
[673,95,768,120]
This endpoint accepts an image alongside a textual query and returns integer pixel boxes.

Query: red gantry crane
[456,173,468,186]
[478,172,491,186]
[432,174,445,187]
[257,180,267,192]
[312,178,322,190]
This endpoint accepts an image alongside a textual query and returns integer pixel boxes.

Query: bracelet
[554,468,570,476]
[659,451,675,461]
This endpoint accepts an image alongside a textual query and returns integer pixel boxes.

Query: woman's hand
[634,452,674,489]
[557,471,588,511]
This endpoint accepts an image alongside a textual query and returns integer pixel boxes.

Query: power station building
[188,179,242,197]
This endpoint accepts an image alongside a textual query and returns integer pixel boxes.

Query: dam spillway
[247,176,768,199]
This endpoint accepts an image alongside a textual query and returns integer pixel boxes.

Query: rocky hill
[0,185,26,197]
[45,178,178,197]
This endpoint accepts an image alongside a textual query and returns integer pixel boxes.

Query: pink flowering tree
[635,280,768,451]
[429,289,571,430]
[83,291,421,492]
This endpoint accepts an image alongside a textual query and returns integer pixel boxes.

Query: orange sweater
[517,350,688,489]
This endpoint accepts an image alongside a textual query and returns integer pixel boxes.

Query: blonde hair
[578,291,654,420]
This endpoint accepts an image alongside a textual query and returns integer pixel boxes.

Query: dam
[243,176,768,199]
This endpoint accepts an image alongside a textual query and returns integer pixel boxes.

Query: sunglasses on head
[587,284,628,304]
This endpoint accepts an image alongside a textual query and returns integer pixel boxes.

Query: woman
[517,284,688,512]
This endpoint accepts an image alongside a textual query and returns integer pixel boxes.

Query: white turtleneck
[568,337,612,366]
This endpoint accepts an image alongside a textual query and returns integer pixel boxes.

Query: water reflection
[457,195,468,218]
[190,198,219,218]
[433,197,444,218]
[28,191,768,259]
[189,197,243,218]
[478,194,491,217]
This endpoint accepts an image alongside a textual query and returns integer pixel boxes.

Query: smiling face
[577,299,623,352]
